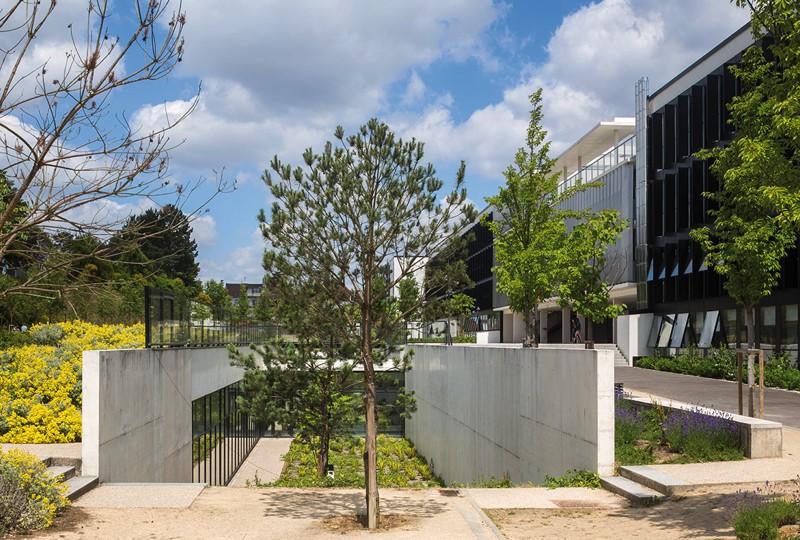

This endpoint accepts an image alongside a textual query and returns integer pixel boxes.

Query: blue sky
[28,0,750,283]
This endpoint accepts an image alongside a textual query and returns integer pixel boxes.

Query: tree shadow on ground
[46,506,94,535]
[606,490,765,538]
[258,489,450,520]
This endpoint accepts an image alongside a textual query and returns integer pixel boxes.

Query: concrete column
[539,312,548,344]
[562,308,571,344]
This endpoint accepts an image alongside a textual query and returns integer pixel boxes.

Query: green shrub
[733,499,800,540]
[28,324,65,346]
[635,347,800,391]
[544,469,601,489]
[0,449,69,535]
[270,435,442,488]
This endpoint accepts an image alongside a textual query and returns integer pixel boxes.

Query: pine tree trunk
[745,305,756,417]
[361,303,379,528]
[316,398,330,477]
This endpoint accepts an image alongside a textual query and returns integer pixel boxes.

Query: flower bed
[615,391,745,466]
[732,477,800,540]
[0,321,144,443]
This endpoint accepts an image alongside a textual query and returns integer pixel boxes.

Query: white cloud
[403,72,427,105]
[199,227,264,283]
[399,0,749,181]
[136,0,501,172]
[191,215,217,248]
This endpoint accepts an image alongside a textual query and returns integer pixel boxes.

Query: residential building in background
[225,282,263,308]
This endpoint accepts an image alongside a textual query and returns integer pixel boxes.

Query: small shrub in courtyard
[0,449,69,535]
[544,469,601,489]
[733,478,800,540]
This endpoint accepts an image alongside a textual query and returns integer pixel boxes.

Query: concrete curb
[461,490,506,540]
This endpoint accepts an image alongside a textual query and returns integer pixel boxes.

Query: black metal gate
[191,382,264,486]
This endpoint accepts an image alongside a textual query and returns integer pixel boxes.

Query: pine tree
[262,119,474,528]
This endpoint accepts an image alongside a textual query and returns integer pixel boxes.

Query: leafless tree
[0,0,228,301]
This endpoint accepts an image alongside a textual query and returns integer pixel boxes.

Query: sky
[23,0,750,284]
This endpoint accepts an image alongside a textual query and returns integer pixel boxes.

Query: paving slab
[616,366,800,428]
[465,487,625,509]
[229,437,292,487]
[40,487,499,539]
[73,483,206,508]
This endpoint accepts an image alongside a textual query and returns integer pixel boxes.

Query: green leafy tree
[203,280,232,321]
[231,270,360,477]
[691,1,800,415]
[397,276,421,339]
[235,287,250,321]
[486,89,618,346]
[262,119,474,527]
[558,210,627,341]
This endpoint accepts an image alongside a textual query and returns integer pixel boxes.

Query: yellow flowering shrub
[0,449,69,534]
[0,321,144,443]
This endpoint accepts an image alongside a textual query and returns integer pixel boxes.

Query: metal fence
[144,286,281,348]
[191,382,265,486]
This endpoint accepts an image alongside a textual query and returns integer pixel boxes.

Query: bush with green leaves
[636,348,800,391]
[0,449,69,535]
[266,435,441,488]
[544,469,601,489]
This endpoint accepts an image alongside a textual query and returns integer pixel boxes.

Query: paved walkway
[39,487,500,539]
[615,366,800,428]
[74,483,206,508]
[466,487,624,510]
[229,437,292,487]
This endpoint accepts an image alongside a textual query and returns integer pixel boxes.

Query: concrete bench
[623,394,783,459]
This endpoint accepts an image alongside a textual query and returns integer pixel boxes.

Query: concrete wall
[405,344,615,485]
[616,313,653,362]
[82,346,249,483]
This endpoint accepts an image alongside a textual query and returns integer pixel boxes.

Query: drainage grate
[552,499,605,509]
[438,489,461,497]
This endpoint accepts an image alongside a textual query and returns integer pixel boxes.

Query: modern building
[638,23,798,360]
[449,23,799,363]
[225,282,263,308]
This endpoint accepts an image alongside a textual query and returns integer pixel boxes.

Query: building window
[657,314,675,348]
[670,313,689,348]
[759,305,777,355]
[720,309,737,347]
[780,304,798,360]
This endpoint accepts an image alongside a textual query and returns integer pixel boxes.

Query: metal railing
[558,133,636,193]
[192,382,264,486]
[144,286,282,348]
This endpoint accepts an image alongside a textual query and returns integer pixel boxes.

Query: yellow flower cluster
[0,449,69,533]
[0,321,144,443]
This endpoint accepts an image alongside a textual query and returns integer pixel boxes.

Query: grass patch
[544,470,601,489]
[268,435,442,488]
[733,499,800,540]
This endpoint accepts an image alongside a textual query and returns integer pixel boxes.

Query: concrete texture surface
[616,366,800,428]
[73,483,206,508]
[82,346,249,483]
[406,344,614,485]
[229,437,292,487]
[40,487,499,539]
[465,487,625,509]
[0,443,81,460]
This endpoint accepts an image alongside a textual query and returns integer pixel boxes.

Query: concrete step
[600,476,666,506]
[65,475,98,501]
[618,465,688,496]
[594,343,629,366]
[46,465,76,481]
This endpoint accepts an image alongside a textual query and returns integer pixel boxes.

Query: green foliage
[544,470,601,489]
[235,287,250,321]
[733,499,800,540]
[261,119,475,514]
[692,1,800,349]
[485,89,625,345]
[635,349,800,391]
[192,433,223,464]
[203,280,232,321]
[0,449,69,535]
[267,436,442,488]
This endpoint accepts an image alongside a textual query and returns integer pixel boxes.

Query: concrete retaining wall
[82,346,249,483]
[405,344,615,485]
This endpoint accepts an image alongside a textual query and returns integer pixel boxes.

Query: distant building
[225,282,263,308]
